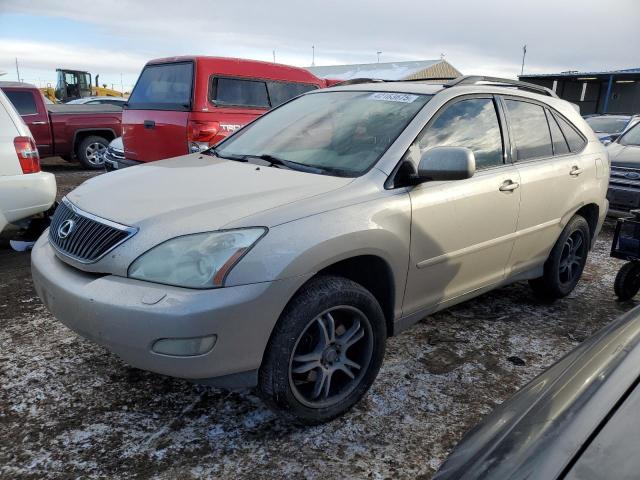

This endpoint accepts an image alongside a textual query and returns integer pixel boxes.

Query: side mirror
[417,146,476,181]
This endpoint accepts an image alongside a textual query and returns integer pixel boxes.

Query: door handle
[570,166,584,176]
[30,121,47,125]
[499,180,520,192]
[143,120,155,129]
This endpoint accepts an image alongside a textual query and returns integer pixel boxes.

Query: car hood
[67,153,353,230]
[608,143,640,168]
[434,306,640,480]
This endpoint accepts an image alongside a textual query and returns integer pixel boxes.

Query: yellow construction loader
[41,68,128,103]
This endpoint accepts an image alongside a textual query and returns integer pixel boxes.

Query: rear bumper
[31,235,308,386]
[0,171,56,226]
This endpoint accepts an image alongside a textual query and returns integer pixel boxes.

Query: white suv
[0,88,56,234]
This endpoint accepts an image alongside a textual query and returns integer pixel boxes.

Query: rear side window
[545,110,570,155]
[128,62,193,110]
[267,82,317,107]
[4,91,37,115]
[212,78,269,108]
[505,100,553,161]
[416,97,503,169]
[554,113,587,152]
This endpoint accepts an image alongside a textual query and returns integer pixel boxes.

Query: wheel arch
[72,128,116,155]
[315,255,396,337]
[574,203,600,248]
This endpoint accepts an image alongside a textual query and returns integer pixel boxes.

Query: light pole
[312,45,315,66]
[377,51,382,63]
[520,45,527,76]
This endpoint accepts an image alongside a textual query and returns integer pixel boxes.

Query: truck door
[3,89,52,156]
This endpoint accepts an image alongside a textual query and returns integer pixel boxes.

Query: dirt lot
[0,159,634,479]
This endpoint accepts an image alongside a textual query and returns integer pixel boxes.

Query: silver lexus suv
[32,76,609,424]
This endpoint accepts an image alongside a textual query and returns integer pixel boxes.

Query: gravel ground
[0,159,634,479]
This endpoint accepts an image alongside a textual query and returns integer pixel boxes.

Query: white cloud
[2,0,639,84]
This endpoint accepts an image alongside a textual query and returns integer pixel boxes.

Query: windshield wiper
[204,147,248,162]
[241,154,326,174]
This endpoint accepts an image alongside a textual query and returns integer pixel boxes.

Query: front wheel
[529,215,590,301]
[76,135,109,169]
[258,275,386,424]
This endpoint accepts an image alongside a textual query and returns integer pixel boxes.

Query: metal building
[307,59,462,82]
[520,68,640,115]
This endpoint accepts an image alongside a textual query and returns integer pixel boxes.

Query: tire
[529,215,590,301]
[258,275,386,425]
[614,262,640,301]
[76,135,109,169]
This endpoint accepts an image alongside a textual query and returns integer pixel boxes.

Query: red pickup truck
[109,56,326,169]
[0,81,122,169]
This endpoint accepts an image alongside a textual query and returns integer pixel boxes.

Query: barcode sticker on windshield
[369,92,419,103]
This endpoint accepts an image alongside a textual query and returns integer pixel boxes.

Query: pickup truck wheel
[76,136,109,169]
[529,215,590,301]
[259,275,386,425]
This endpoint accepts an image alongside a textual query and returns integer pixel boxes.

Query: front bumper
[104,155,141,171]
[31,236,308,386]
[607,184,640,217]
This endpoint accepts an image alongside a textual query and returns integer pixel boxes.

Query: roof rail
[332,76,459,87]
[331,78,386,86]
[443,75,558,98]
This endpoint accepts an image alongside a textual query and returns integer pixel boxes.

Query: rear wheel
[76,135,109,169]
[529,215,590,300]
[614,262,640,301]
[259,275,386,424]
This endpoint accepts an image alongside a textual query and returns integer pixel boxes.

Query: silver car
[32,77,609,423]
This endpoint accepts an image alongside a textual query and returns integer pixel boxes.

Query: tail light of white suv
[14,136,41,174]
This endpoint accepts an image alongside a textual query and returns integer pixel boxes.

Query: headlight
[128,228,266,288]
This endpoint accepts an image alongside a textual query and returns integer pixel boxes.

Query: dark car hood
[608,143,640,168]
[434,306,640,480]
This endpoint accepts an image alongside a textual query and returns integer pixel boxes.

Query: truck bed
[47,104,123,114]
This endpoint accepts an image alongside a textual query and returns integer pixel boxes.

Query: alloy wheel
[85,142,107,165]
[289,306,374,409]
[559,230,586,284]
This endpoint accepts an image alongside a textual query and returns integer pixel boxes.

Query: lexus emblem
[57,219,76,239]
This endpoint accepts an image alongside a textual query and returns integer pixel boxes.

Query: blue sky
[1,0,639,93]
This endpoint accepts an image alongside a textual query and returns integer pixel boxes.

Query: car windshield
[586,116,629,133]
[214,90,431,177]
[619,123,640,146]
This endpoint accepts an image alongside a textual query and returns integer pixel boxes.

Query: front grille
[105,145,125,160]
[610,166,640,187]
[49,199,137,263]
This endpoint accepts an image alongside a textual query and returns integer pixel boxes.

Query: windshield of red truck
[215,90,431,177]
[127,62,193,111]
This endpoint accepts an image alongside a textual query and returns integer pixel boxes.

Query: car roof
[587,114,631,119]
[321,81,444,95]
[0,81,38,89]
[145,55,323,84]
[318,81,567,105]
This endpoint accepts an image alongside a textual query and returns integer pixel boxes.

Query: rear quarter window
[267,82,317,107]
[127,62,193,110]
[4,91,38,115]
[554,113,587,152]
[211,77,270,108]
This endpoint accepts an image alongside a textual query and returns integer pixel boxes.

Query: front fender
[226,191,412,319]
